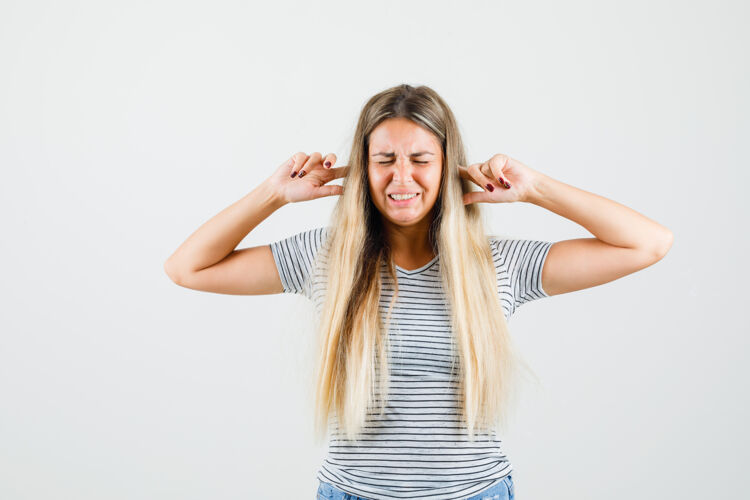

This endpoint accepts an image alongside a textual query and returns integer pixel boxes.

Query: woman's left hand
[458,154,538,205]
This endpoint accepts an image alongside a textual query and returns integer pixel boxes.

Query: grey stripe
[270,227,551,499]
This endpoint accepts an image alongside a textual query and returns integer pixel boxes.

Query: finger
[316,184,344,198]
[463,190,491,205]
[458,164,482,187]
[297,152,322,179]
[469,162,498,193]
[325,165,350,180]
[457,165,472,181]
[322,153,337,169]
[290,152,309,178]
[488,154,511,189]
[281,155,295,172]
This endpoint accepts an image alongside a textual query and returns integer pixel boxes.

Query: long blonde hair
[311,83,533,444]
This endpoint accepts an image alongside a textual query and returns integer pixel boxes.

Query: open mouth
[388,193,420,205]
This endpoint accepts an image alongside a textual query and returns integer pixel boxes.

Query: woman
[164,84,673,500]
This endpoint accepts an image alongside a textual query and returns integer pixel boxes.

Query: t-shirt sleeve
[491,237,553,317]
[269,226,330,299]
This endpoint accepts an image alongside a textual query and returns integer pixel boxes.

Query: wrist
[523,171,550,205]
[256,179,287,211]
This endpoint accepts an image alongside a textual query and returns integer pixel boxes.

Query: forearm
[524,172,673,255]
[164,180,286,275]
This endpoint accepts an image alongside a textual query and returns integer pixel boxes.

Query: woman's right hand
[267,152,349,204]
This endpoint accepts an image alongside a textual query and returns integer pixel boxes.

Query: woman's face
[367,117,443,229]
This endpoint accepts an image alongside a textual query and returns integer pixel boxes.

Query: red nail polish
[298,170,305,178]
[486,183,494,192]
[290,171,297,178]
[324,161,331,167]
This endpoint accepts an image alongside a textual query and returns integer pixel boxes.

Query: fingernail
[486,183,494,192]
[504,181,511,188]
[324,161,331,167]
[298,170,305,178]
[290,171,297,178]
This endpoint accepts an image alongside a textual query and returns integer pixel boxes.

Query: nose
[392,158,415,183]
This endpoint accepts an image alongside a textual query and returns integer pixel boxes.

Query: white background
[1,1,747,499]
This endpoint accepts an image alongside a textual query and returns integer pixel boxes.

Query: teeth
[389,193,417,200]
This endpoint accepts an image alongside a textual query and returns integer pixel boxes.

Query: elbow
[164,258,184,285]
[652,230,674,261]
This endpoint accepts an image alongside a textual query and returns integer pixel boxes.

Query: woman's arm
[459,154,672,297]
[164,179,284,277]
[524,172,673,296]
[163,152,346,295]
[526,172,672,254]
[163,179,286,292]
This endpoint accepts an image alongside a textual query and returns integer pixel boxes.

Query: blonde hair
[311,83,535,444]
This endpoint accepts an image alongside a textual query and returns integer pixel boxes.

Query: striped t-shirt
[270,226,552,500]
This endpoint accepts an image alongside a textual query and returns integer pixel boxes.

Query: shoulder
[487,235,551,256]
[280,225,331,245]
[486,234,553,276]
[486,234,515,261]
[269,225,333,262]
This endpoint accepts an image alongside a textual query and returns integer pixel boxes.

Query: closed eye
[377,161,428,164]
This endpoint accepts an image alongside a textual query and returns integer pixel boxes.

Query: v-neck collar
[394,254,439,275]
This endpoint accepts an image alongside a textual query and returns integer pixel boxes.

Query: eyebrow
[372,151,435,157]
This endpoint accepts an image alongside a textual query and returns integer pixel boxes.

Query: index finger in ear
[458,163,485,185]
[326,165,350,179]
[457,164,472,181]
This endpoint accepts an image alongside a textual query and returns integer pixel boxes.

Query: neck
[382,215,435,266]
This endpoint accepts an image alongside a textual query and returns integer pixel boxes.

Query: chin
[386,214,428,226]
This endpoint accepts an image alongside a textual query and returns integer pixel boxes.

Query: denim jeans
[316,474,515,500]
